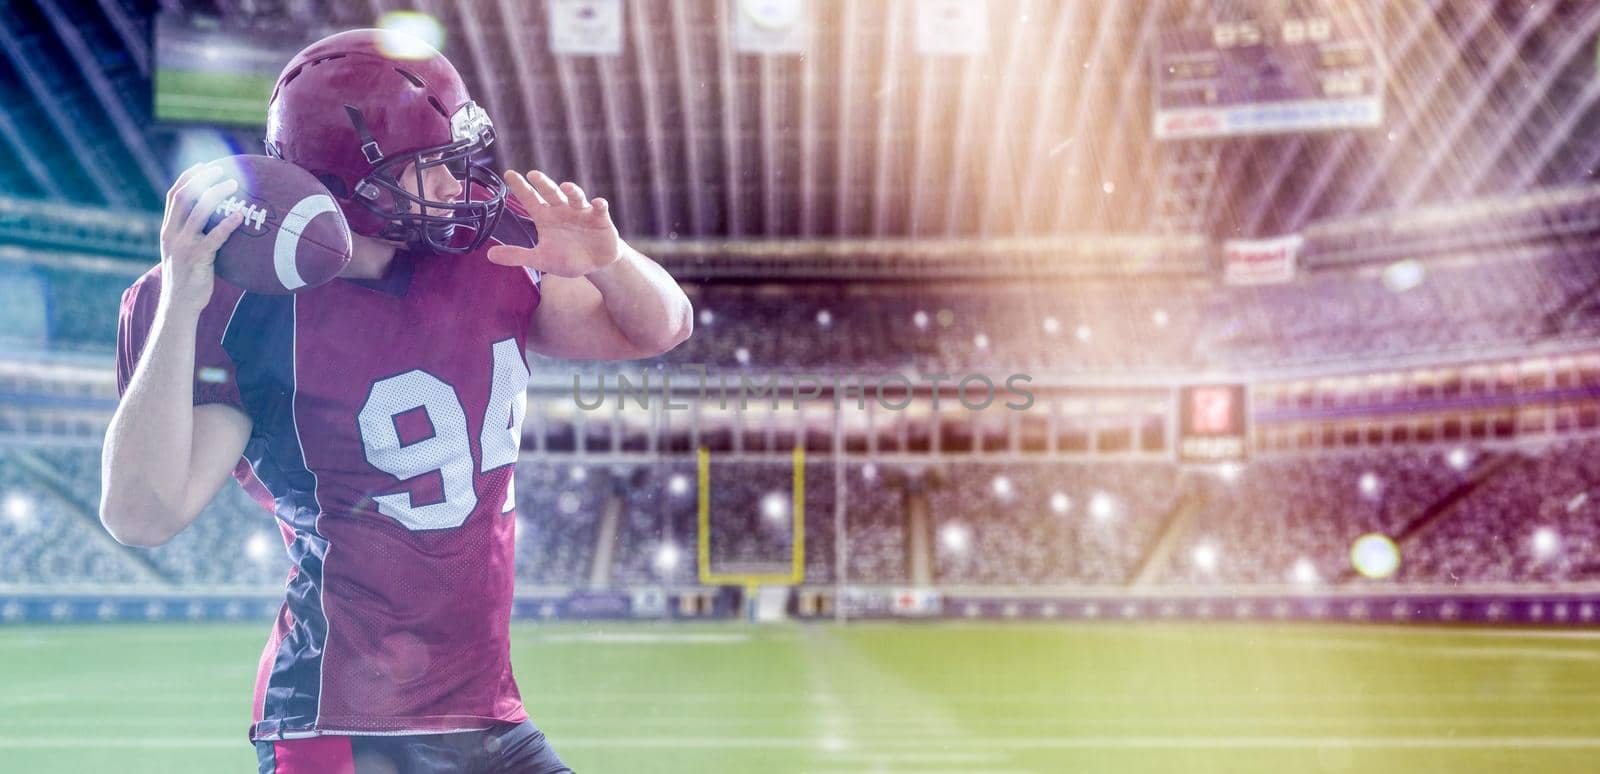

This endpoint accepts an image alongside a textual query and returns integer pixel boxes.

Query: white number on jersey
[356,338,529,530]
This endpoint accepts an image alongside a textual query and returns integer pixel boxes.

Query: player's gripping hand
[486,169,622,278]
[158,162,246,316]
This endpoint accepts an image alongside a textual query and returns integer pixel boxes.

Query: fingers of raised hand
[163,163,225,233]
[485,244,525,266]
[527,170,568,206]
[560,182,590,210]
[197,210,245,254]
[504,170,549,207]
[181,178,240,239]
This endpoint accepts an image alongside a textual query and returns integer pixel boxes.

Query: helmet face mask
[355,101,506,254]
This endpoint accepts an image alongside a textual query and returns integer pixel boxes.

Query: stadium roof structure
[4,1,1600,245]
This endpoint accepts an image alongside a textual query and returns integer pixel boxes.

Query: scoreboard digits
[1155,2,1383,139]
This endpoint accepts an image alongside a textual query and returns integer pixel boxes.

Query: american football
[199,154,352,294]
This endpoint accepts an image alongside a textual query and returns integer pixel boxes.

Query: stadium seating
[1397,439,1600,584]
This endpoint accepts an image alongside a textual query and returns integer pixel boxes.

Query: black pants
[255,720,573,774]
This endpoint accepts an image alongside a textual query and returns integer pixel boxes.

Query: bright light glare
[1382,259,1426,293]
[654,543,680,572]
[1532,527,1560,559]
[761,492,788,522]
[940,523,970,553]
[990,475,1012,499]
[245,532,273,562]
[1351,533,1400,579]
[1292,558,1318,585]
[1193,543,1218,572]
[1089,492,1116,522]
[1049,492,1071,514]
[1447,447,1471,471]
[376,13,444,58]
[4,493,32,523]
[1358,472,1381,498]
[558,492,581,514]
[668,474,690,496]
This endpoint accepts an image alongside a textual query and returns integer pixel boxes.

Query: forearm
[100,300,200,546]
[583,240,692,350]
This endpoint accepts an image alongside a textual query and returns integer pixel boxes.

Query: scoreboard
[1177,384,1249,465]
[1153,4,1384,139]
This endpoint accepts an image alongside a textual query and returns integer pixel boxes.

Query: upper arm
[179,403,253,523]
[524,274,665,361]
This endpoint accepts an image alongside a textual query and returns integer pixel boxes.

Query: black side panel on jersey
[225,292,330,738]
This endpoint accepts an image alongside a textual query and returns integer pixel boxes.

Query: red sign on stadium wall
[1177,384,1250,464]
[1223,235,1301,285]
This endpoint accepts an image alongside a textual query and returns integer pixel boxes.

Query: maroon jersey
[115,243,541,740]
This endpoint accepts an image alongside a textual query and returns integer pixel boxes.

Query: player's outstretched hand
[486,169,622,278]
[159,162,245,315]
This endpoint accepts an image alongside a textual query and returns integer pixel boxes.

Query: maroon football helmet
[264,29,506,254]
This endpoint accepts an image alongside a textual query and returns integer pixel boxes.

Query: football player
[100,28,692,774]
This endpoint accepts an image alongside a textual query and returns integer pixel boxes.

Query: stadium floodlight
[1292,558,1319,586]
[990,475,1012,500]
[1532,527,1560,560]
[1448,447,1471,471]
[1358,472,1381,498]
[1075,325,1092,342]
[939,523,971,553]
[1049,492,1071,514]
[735,347,750,365]
[669,473,690,496]
[1042,316,1061,334]
[1192,543,1218,572]
[1089,492,1116,523]
[815,309,832,327]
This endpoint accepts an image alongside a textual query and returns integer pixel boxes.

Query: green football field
[2,621,1599,773]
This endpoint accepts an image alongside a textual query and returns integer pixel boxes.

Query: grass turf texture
[1,621,1597,773]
